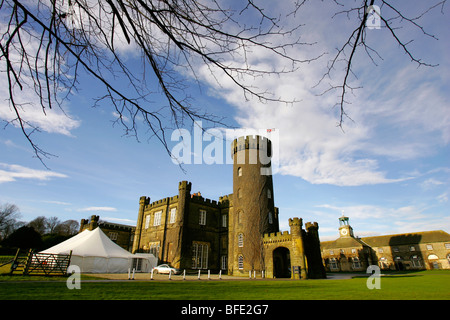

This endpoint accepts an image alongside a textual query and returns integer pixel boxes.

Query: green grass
[0,270,449,300]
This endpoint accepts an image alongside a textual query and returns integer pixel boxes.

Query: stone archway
[273,247,291,278]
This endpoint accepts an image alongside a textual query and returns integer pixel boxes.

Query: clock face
[341,229,348,235]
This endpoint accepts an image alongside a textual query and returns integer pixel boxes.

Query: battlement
[231,135,272,156]
[190,194,220,207]
[289,217,303,227]
[305,221,319,230]
[146,196,179,210]
[263,230,291,244]
[179,180,192,191]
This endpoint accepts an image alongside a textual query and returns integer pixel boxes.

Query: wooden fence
[8,249,72,276]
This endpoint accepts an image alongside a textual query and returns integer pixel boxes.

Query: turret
[230,136,277,275]
[289,217,307,279]
[132,196,150,253]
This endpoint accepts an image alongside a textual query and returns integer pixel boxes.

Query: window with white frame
[352,257,361,269]
[411,255,422,267]
[108,232,118,241]
[238,233,244,247]
[222,214,227,228]
[145,214,150,229]
[169,207,177,224]
[192,242,209,269]
[329,258,338,270]
[238,255,244,269]
[153,211,162,226]
[149,242,160,256]
[199,210,207,225]
[221,255,227,270]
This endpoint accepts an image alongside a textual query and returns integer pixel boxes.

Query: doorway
[273,247,291,278]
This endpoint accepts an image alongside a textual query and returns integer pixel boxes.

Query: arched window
[238,255,244,269]
[238,188,242,198]
[267,189,271,199]
[238,233,244,247]
[237,167,242,176]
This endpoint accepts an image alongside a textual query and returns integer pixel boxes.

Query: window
[329,250,334,255]
[222,214,227,228]
[378,248,384,253]
[268,212,273,224]
[145,214,150,229]
[267,189,272,199]
[393,247,399,252]
[238,255,244,269]
[237,167,242,176]
[108,232,118,241]
[351,248,356,254]
[329,258,338,270]
[199,210,207,225]
[238,188,242,198]
[238,233,244,247]
[379,257,388,269]
[411,255,422,267]
[221,255,227,270]
[169,207,177,224]
[409,245,416,251]
[445,243,450,249]
[426,244,433,250]
[192,242,209,269]
[352,257,361,269]
[153,211,162,226]
[148,242,160,256]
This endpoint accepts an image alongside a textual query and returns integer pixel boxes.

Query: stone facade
[321,215,450,271]
[132,135,326,279]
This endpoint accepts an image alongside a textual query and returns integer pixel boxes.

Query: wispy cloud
[0,163,68,184]
[77,207,118,212]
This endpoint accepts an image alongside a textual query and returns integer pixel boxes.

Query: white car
[152,264,181,274]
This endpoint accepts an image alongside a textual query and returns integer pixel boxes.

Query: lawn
[0,270,449,300]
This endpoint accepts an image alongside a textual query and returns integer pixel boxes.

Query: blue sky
[0,1,449,241]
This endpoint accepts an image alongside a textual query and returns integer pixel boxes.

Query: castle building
[79,215,135,251]
[132,135,326,279]
[321,215,450,271]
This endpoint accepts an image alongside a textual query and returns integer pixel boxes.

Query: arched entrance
[273,247,291,278]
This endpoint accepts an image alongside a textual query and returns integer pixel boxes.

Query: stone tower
[229,135,278,275]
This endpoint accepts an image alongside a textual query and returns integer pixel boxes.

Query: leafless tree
[0,203,21,240]
[0,0,318,165]
[315,0,447,128]
[0,0,446,163]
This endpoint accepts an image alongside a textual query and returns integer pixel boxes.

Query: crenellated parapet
[263,230,292,244]
[231,135,272,157]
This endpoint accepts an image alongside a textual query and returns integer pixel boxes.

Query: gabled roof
[361,230,450,247]
[321,230,450,249]
[321,236,367,250]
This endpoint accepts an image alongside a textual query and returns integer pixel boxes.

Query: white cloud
[78,207,118,212]
[190,3,450,187]
[0,163,68,184]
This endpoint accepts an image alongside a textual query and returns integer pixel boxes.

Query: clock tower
[338,213,354,238]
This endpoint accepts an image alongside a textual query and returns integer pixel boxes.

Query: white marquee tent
[40,227,157,273]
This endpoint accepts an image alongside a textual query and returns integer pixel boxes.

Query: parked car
[152,264,181,274]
